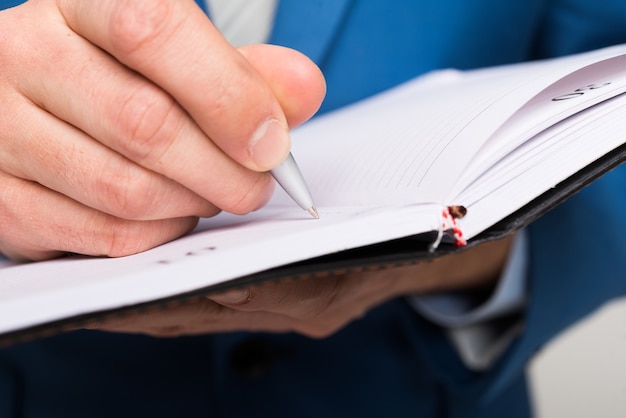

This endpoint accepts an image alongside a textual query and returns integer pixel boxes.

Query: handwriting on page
[156,246,218,265]
[552,82,612,101]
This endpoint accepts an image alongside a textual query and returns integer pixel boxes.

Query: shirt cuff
[408,230,529,370]
[409,229,528,327]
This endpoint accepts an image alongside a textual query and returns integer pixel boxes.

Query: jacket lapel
[269,0,354,65]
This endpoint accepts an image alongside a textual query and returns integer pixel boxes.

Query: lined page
[270,44,626,209]
[449,53,626,199]
[456,95,626,238]
[270,70,505,207]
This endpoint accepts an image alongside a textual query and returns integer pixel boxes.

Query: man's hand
[0,0,325,260]
[86,235,514,338]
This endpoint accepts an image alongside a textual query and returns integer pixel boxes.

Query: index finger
[57,0,290,171]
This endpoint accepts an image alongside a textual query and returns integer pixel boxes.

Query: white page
[274,44,626,209]
[450,53,626,197]
[0,204,439,335]
[456,96,626,238]
[458,97,625,207]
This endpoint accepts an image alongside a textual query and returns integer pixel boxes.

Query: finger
[0,171,198,261]
[13,6,274,215]
[0,95,218,221]
[58,0,292,172]
[85,298,303,337]
[207,267,419,319]
[238,44,327,129]
[207,278,375,339]
[207,276,358,320]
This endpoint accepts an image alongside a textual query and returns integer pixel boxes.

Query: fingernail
[209,288,251,305]
[249,118,290,170]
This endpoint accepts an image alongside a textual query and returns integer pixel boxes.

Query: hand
[86,235,514,338]
[0,0,325,261]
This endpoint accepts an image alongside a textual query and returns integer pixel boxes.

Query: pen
[270,153,319,219]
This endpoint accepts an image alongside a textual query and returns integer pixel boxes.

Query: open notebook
[2,44,626,344]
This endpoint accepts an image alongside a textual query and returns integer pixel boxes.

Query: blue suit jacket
[1,1,626,417]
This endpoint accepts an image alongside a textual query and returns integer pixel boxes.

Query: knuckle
[222,174,274,214]
[100,221,151,258]
[92,216,154,258]
[108,0,176,55]
[93,166,157,220]
[96,216,193,258]
[115,84,182,164]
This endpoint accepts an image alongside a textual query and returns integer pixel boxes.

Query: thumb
[238,44,327,129]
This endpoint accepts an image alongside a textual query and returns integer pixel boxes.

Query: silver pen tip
[307,207,320,219]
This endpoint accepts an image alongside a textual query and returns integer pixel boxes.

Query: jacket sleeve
[483,0,626,397]
[409,163,626,415]
[533,0,626,58]
[414,0,626,407]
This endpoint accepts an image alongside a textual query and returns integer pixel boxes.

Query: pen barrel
[270,153,315,211]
